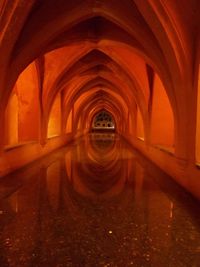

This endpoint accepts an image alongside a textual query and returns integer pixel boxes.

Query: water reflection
[0,134,200,267]
[69,134,127,197]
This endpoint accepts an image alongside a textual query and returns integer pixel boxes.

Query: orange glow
[16,62,39,142]
[0,0,199,201]
[66,110,73,133]
[128,112,135,135]
[48,93,61,138]
[151,74,174,148]
[136,107,144,140]
[5,91,18,146]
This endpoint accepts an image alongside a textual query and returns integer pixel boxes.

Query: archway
[91,110,116,132]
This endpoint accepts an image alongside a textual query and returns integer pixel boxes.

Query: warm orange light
[5,91,18,146]
[151,74,174,148]
[48,93,61,138]
[136,107,144,140]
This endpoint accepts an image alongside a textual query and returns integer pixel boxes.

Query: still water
[0,134,200,267]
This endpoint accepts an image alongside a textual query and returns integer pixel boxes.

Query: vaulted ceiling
[0,0,199,156]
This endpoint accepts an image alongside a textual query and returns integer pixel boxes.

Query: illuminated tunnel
[0,0,199,200]
[0,1,200,266]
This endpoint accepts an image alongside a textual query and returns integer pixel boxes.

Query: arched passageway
[0,1,200,266]
[91,110,115,131]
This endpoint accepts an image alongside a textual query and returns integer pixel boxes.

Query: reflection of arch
[73,133,124,195]
[91,110,116,131]
[90,133,115,151]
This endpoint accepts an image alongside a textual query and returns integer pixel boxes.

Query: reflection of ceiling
[72,133,125,194]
